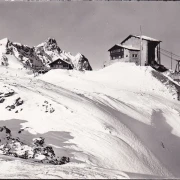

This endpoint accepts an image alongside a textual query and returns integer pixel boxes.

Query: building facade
[108,44,140,66]
[106,35,161,67]
[48,58,73,70]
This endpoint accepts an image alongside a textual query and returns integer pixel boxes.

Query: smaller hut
[49,58,73,70]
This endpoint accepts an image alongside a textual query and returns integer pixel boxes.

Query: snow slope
[0,62,180,178]
[4,55,24,69]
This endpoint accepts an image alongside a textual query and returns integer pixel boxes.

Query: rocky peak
[46,37,57,45]
[75,53,83,61]
[0,37,92,71]
[72,53,92,71]
[44,37,61,53]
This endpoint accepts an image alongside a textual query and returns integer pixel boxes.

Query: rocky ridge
[0,37,92,71]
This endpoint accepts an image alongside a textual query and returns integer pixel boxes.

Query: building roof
[121,35,161,44]
[108,44,140,51]
[49,57,72,66]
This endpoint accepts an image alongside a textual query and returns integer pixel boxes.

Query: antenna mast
[140,25,142,66]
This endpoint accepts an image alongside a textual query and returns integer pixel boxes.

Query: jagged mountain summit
[0,37,92,71]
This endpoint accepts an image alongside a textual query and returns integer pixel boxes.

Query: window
[126,55,128,57]
[132,54,138,58]
[111,56,123,60]
[63,64,68,68]
[110,56,114,60]
[111,49,121,53]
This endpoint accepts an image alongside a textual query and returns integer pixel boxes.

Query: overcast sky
[0,1,180,70]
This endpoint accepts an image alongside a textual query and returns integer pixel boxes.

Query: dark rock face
[79,54,92,71]
[0,87,14,106]
[0,85,25,113]
[6,97,24,111]
[15,97,23,106]
[0,126,11,136]
[0,126,70,165]
[0,97,5,103]
[33,137,45,147]
[6,40,44,69]
[4,90,14,97]
[44,38,61,53]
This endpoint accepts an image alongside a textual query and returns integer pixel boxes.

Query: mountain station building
[107,35,161,67]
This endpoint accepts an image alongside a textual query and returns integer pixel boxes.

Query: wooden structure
[48,58,73,70]
[107,35,162,67]
[108,44,140,65]
[175,60,180,74]
[171,60,180,82]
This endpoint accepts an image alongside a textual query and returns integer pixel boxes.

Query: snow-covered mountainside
[0,62,180,178]
[0,37,92,71]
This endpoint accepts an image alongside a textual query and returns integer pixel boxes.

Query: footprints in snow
[40,100,74,114]
[41,100,55,113]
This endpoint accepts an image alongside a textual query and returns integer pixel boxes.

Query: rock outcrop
[0,126,70,165]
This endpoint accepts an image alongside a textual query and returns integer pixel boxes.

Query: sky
[0,1,180,70]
